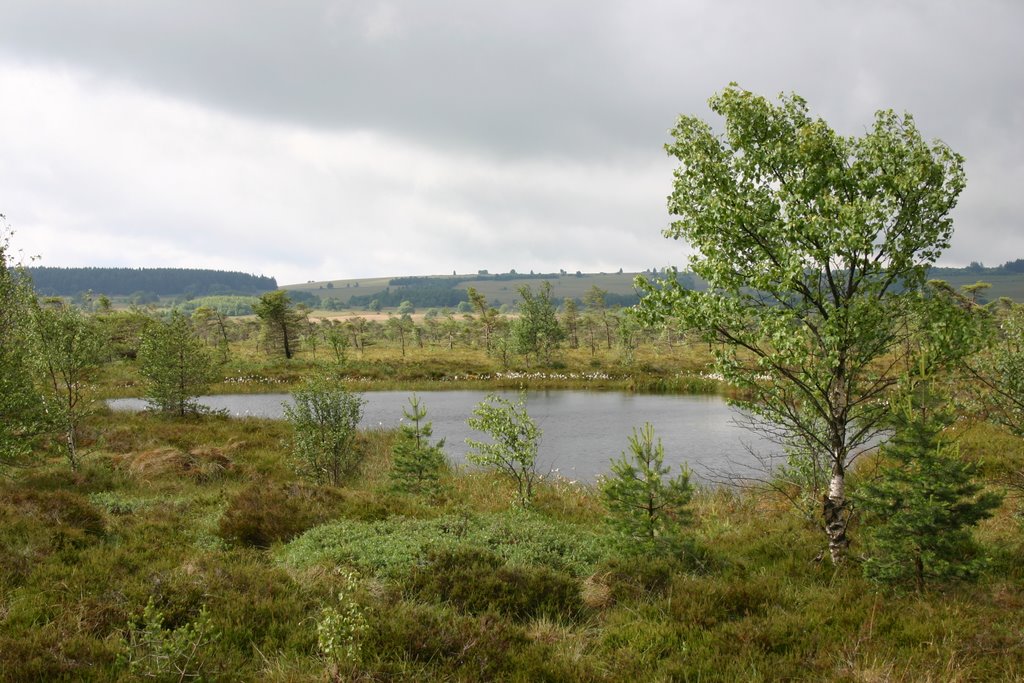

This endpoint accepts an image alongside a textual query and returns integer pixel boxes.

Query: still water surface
[109,390,777,483]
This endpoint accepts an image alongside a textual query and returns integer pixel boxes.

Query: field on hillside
[935,272,1024,303]
[284,269,1024,308]
[284,271,655,307]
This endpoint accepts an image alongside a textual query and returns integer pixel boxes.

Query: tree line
[27,266,278,297]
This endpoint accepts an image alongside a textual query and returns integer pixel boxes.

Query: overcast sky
[1,1,1021,285]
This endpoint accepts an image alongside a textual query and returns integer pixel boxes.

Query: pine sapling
[390,394,448,495]
[600,422,694,555]
[856,383,1002,591]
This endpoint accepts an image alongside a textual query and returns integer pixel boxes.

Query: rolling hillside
[283,266,1024,309]
[283,271,667,309]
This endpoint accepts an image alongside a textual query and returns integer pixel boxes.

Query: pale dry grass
[581,572,614,610]
[115,443,237,481]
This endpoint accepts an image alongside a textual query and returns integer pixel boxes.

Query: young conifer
[600,422,693,555]
[390,394,447,495]
[856,377,1002,591]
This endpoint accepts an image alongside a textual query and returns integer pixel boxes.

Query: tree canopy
[138,311,215,416]
[639,84,966,562]
[0,225,42,464]
[254,290,302,359]
[27,267,277,297]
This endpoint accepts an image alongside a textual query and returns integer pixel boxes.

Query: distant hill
[284,262,1024,310]
[28,267,278,298]
[284,270,690,310]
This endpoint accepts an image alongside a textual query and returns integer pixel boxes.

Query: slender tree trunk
[281,321,293,359]
[823,464,848,564]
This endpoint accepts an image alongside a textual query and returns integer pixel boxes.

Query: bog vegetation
[3,86,1024,681]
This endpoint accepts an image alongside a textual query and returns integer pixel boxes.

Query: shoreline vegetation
[96,344,735,400]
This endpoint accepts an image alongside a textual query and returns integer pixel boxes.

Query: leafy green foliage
[254,290,302,359]
[181,295,258,316]
[965,299,1024,437]
[856,383,1002,591]
[277,510,608,579]
[600,423,693,555]
[284,375,365,486]
[512,281,565,364]
[322,320,351,364]
[0,225,42,465]
[120,597,220,680]
[466,393,541,506]
[389,394,448,496]
[638,84,967,562]
[138,310,215,416]
[317,571,367,670]
[31,301,103,470]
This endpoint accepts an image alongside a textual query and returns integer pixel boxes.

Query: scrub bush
[217,482,344,548]
[407,546,584,622]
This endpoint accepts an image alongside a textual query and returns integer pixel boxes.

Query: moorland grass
[1,408,1023,681]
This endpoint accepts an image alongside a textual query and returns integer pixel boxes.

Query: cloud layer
[1,1,1021,283]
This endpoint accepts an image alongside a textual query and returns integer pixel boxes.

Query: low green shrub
[365,602,593,680]
[407,546,585,622]
[217,482,345,548]
[278,509,609,578]
[87,491,152,515]
[119,597,220,681]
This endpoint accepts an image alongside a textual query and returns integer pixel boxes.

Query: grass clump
[217,482,345,548]
[406,546,585,622]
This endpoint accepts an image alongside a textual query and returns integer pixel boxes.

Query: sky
[1,1,1022,286]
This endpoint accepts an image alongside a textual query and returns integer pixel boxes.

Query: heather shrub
[407,546,585,622]
[278,509,608,579]
[217,482,343,548]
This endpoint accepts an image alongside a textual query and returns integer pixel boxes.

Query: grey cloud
[1,0,1022,276]
[3,2,1019,158]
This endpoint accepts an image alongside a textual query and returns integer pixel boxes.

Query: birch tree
[638,85,966,563]
[32,300,103,471]
[466,393,541,507]
[0,224,42,464]
[284,376,364,486]
[138,310,215,416]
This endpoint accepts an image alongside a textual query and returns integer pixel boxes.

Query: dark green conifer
[857,379,1001,591]
[600,423,693,555]
[390,395,447,495]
